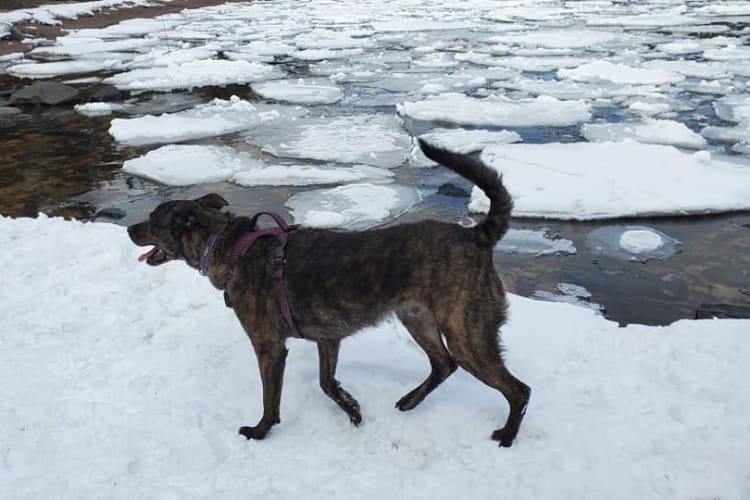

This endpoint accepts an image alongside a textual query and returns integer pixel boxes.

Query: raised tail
[418,138,513,245]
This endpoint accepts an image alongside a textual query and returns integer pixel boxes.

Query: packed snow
[1,214,748,500]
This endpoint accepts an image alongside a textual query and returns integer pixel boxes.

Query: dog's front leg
[239,340,288,440]
[317,339,361,426]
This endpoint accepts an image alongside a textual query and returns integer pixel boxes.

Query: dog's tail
[418,138,513,245]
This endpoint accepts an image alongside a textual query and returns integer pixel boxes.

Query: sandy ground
[0,0,240,56]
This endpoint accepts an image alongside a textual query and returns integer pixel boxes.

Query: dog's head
[128,193,229,268]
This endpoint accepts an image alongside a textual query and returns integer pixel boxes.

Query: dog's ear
[195,193,228,210]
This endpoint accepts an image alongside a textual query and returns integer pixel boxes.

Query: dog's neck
[195,217,254,291]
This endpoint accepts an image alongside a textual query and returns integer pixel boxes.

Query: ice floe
[495,229,576,256]
[419,128,521,154]
[105,60,281,91]
[582,120,707,149]
[122,145,251,186]
[558,61,685,86]
[587,225,681,262]
[532,284,605,314]
[246,114,412,169]
[109,96,307,146]
[397,93,591,127]
[7,60,120,79]
[251,79,344,105]
[233,163,393,187]
[286,183,420,230]
[471,140,750,220]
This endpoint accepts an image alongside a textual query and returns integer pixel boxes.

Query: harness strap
[222,212,301,338]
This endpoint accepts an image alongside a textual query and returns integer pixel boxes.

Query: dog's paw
[394,393,420,412]
[348,409,362,427]
[238,425,269,440]
[491,427,516,448]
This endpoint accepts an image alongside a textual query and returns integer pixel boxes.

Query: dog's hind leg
[317,339,362,426]
[239,340,288,440]
[395,304,458,411]
[442,321,530,448]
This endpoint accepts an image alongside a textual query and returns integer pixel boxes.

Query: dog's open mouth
[138,246,168,266]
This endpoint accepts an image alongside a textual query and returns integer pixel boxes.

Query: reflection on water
[1,75,749,326]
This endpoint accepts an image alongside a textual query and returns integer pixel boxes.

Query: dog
[128,139,531,447]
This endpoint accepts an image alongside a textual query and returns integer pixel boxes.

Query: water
[2,4,750,325]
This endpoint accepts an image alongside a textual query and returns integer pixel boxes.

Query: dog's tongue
[138,247,159,262]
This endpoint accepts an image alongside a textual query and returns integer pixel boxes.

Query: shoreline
[0,0,237,57]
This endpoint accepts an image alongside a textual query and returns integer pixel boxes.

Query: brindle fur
[128,140,531,447]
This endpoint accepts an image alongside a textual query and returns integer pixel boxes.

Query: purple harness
[200,212,301,338]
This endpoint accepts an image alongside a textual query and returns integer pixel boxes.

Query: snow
[619,229,664,254]
[251,78,344,105]
[397,93,591,128]
[74,101,130,116]
[1,214,748,500]
[470,140,750,220]
[286,183,420,230]
[582,120,707,149]
[109,96,307,146]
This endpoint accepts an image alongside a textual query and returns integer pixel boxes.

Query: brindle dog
[128,140,531,447]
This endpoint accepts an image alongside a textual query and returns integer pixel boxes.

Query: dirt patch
[1,0,242,57]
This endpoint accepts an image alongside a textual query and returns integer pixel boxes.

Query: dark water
[1,73,749,326]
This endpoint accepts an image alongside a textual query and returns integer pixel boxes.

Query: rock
[10,82,80,106]
[10,25,24,41]
[95,207,127,220]
[89,84,122,102]
[0,106,21,117]
[437,182,470,198]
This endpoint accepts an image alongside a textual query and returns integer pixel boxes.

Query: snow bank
[1,215,748,500]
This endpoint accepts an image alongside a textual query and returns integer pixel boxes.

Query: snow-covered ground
[2,1,750,497]
[2,215,749,500]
